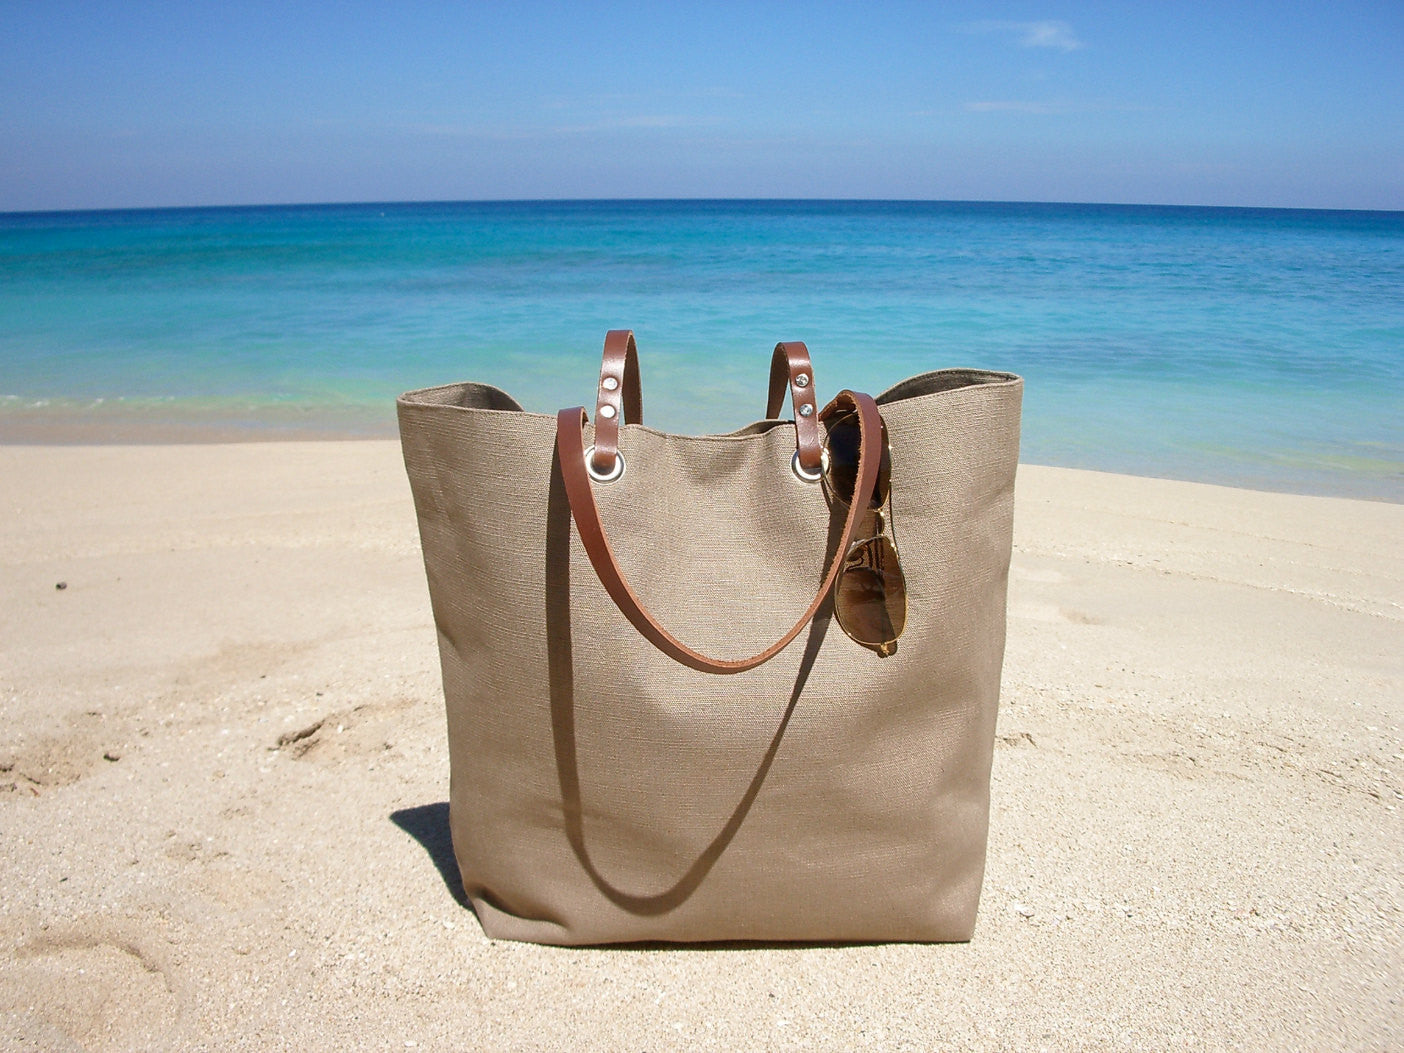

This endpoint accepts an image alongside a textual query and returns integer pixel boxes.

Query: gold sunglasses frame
[820,413,907,656]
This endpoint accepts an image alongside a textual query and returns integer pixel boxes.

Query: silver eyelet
[583,445,626,483]
[791,450,823,483]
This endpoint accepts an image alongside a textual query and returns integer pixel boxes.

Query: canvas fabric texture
[398,364,1022,945]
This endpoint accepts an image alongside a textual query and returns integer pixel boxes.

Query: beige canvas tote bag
[398,331,1022,945]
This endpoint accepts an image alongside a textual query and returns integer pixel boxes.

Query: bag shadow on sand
[390,802,470,909]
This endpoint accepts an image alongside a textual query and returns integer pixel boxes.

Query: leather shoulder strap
[766,341,822,473]
[591,330,643,476]
[555,390,882,674]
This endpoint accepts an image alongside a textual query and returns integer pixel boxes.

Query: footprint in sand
[8,927,180,1048]
[1010,602,1101,625]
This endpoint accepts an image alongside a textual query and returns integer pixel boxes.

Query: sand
[1,441,1400,1051]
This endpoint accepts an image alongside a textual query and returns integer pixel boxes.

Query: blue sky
[2,1,1400,211]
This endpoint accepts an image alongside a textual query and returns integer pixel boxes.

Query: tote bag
[398,331,1022,945]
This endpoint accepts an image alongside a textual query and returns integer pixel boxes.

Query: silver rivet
[798,403,814,417]
[599,404,617,419]
[795,373,810,388]
[601,376,619,391]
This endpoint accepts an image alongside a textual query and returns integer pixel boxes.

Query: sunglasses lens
[825,413,890,507]
[834,534,907,652]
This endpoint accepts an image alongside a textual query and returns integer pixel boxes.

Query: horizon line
[4,196,1403,219]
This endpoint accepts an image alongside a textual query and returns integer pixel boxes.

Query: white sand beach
[2,441,1400,1050]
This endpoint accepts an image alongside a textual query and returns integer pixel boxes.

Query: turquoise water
[1,200,1401,500]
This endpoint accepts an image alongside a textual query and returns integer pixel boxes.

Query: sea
[1,200,1400,501]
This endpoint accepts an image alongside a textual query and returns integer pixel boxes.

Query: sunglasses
[822,411,907,656]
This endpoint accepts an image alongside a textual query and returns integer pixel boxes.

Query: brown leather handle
[766,342,822,473]
[590,330,643,476]
[555,390,883,674]
[594,331,821,479]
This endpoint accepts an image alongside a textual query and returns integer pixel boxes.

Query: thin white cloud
[963,100,1070,115]
[555,114,724,134]
[544,89,745,111]
[622,115,708,129]
[961,98,1148,116]
[406,114,724,140]
[962,20,1084,52]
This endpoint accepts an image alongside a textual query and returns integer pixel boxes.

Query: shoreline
[2,427,1400,505]
[2,441,1401,1048]
[0,404,399,446]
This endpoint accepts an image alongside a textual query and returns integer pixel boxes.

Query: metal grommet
[791,450,823,483]
[584,445,626,483]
